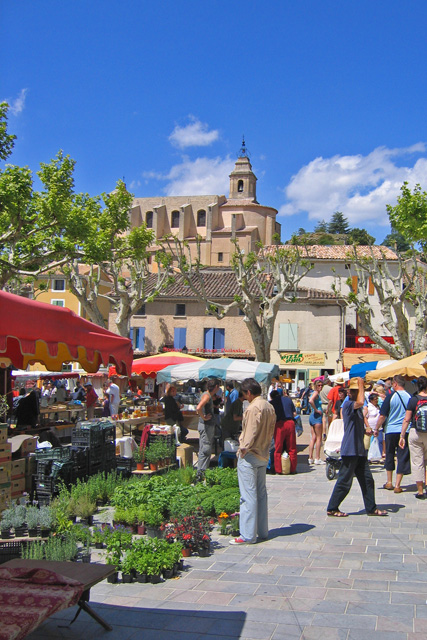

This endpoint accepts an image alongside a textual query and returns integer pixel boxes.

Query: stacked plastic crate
[71,419,116,476]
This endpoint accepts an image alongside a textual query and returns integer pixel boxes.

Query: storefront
[278,351,337,392]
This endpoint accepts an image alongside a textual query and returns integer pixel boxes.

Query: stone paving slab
[26,418,427,640]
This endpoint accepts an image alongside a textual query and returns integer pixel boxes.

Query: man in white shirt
[107,381,120,417]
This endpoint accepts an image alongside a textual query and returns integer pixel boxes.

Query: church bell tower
[229,137,258,202]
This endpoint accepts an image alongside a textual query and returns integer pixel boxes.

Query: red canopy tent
[109,351,204,378]
[0,291,133,375]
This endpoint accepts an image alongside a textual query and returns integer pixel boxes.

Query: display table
[116,414,165,437]
[0,559,115,638]
[39,404,86,426]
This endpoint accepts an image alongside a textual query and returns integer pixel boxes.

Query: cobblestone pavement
[28,417,427,640]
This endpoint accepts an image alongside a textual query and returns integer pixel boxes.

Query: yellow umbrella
[366,351,427,382]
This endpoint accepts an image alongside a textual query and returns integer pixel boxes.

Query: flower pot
[136,462,144,471]
[137,524,146,536]
[135,572,147,583]
[149,573,162,584]
[173,562,180,575]
[181,547,191,557]
[95,542,104,549]
[198,547,210,557]
[14,526,27,538]
[1,528,11,539]
[162,568,174,580]
[28,528,38,538]
[107,571,119,584]
[149,463,158,471]
[40,527,51,538]
[178,559,184,570]
[121,572,134,583]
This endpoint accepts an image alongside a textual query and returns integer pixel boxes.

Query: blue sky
[2,0,427,243]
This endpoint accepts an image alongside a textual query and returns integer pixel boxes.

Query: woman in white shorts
[399,376,427,499]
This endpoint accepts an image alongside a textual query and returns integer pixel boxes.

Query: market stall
[108,351,204,378]
[365,351,427,382]
[156,357,280,385]
[0,290,133,375]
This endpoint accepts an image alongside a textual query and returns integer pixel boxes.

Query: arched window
[171,210,180,228]
[237,180,244,192]
[145,211,153,228]
[197,209,206,226]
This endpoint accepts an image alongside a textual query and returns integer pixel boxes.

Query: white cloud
[7,89,28,116]
[144,155,234,196]
[279,144,427,227]
[169,117,219,149]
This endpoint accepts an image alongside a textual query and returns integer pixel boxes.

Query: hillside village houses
[35,146,404,389]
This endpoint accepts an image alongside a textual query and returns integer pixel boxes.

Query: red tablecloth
[0,567,84,640]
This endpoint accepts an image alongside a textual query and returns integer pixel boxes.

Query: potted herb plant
[145,443,161,471]
[75,495,97,526]
[121,550,136,583]
[26,506,40,538]
[143,506,164,538]
[39,505,54,536]
[132,449,145,471]
[11,504,27,537]
[0,508,13,539]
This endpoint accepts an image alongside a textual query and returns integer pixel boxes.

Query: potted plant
[121,550,136,583]
[75,495,97,526]
[143,506,164,538]
[39,505,54,536]
[26,506,40,538]
[132,449,145,471]
[145,443,161,471]
[0,508,13,539]
[11,504,27,537]
[91,525,105,549]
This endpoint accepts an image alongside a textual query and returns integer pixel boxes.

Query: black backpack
[414,396,427,433]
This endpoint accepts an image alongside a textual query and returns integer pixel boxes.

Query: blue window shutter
[204,328,214,350]
[129,328,134,345]
[174,328,187,349]
[214,329,225,351]
[137,327,145,350]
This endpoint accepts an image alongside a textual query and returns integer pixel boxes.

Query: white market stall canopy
[156,358,280,385]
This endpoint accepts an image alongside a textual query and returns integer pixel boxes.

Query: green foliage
[382,230,411,252]
[0,102,16,161]
[387,182,427,246]
[347,227,375,245]
[205,467,239,488]
[327,211,351,235]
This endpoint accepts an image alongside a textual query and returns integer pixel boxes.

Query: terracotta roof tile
[262,245,398,260]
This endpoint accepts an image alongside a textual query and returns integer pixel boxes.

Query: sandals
[383,483,394,490]
[327,510,348,518]
[367,509,388,517]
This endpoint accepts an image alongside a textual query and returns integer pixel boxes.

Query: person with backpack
[374,374,411,493]
[399,375,427,499]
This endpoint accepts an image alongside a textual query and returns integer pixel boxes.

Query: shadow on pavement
[267,523,315,539]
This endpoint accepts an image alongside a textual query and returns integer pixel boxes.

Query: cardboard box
[0,424,8,445]
[11,458,26,479]
[176,443,193,468]
[0,464,11,484]
[26,454,36,476]
[0,482,11,511]
[0,444,11,464]
[9,435,37,458]
[10,477,25,496]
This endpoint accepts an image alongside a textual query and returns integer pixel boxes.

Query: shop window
[279,323,298,350]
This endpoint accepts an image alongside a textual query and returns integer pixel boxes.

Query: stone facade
[130,153,281,267]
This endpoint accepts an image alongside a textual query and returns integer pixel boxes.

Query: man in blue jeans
[230,378,276,545]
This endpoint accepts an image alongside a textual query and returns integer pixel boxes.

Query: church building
[129,141,281,266]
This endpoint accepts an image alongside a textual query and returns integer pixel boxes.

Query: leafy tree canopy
[327,211,351,235]
[386,182,427,249]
